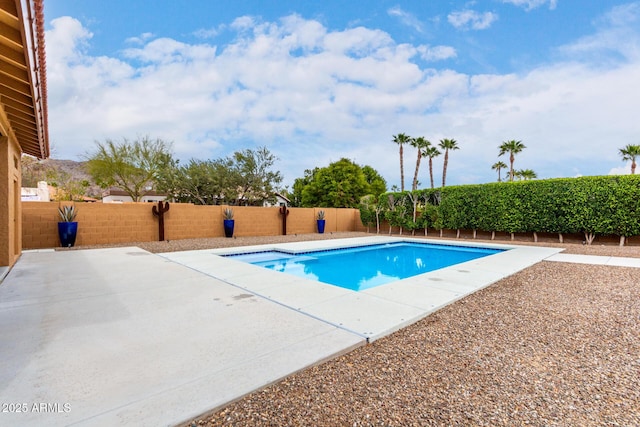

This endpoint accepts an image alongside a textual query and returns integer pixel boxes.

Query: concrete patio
[3,236,625,426]
[0,246,362,426]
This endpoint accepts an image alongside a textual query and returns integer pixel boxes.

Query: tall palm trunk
[412,152,422,191]
[509,153,515,182]
[442,149,449,187]
[429,158,435,189]
[399,145,405,191]
[632,160,637,175]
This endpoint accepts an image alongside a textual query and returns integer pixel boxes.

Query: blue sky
[43,1,640,188]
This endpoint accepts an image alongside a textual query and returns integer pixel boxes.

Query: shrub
[366,175,640,244]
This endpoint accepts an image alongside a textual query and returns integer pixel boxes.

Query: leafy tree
[158,157,235,205]
[438,138,459,187]
[301,159,368,208]
[158,146,282,206]
[491,161,508,182]
[291,168,318,207]
[299,159,385,208]
[392,133,411,191]
[410,137,430,191]
[359,195,377,233]
[86,136,173,202]
[384,193,409,235]
[420,203,441,235]
[361,165,387,197]
[232,146,283,205]
[423,145,441,189]
[619,144,640,174]
[363,195,387,234]
[405,190,425,234]
[498,139,526,182]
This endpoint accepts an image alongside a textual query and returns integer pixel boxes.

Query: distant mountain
[22,157,103,198]
[47,158,91,178]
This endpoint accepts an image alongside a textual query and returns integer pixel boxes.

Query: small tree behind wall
[359,195,376,233]
[384,193,410,235]
[359,194,387,234]
[86,136,174,202]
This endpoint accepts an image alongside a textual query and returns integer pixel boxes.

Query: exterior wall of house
[263,194,290,207]
[0,136,23,266]
[21,181,50,201]
[21,202,366,249]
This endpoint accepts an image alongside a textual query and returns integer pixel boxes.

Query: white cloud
[609,165,631,175]
[604,2,640,26]
[387,6,424,33]
[418,45,457,61]
[448,10,498,30]
[123,38,218,63]
[230,15,257,31]
[46,16,93,62]
[45,9,640,188]
[193,27,220,39]
[125,32,154,45]
[502,0,557,11]
[46,17,135,115]
[557,2,640,63]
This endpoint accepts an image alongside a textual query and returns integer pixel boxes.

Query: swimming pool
[163,236,561,340]
[225,242,504,291]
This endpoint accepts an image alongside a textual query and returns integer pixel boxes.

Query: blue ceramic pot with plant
[58,222,78,247]
[58,205,78,247]
[223,208,235,238]
[316,210,326,234]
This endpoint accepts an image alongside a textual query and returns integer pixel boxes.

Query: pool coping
[160,236,564,342]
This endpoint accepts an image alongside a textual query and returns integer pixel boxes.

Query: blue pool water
[225,242,503,291]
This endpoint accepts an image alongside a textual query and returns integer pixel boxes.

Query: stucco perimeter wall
[22,202,366,249]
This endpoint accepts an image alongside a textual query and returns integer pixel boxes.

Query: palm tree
[393,133,411,191]
[424,146,441,189]
[491,161,508,182]
[516,169,537,180]
[438,138,459,187]
[410,136,430,191]
[498,140,526,182]
[619,144,640,174]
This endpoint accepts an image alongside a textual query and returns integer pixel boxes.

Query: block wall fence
[22,202,367,249]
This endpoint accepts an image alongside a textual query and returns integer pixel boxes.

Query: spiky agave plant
[58,205,77,222]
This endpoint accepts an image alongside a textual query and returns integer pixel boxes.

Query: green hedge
[369,175,640,239]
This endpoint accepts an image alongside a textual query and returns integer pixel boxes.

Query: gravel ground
[72,232,640,426]
[187,262,639,427]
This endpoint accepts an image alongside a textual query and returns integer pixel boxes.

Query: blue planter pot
[58,222,78,247]
[223,219,235,238]
[317,219,326,234]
